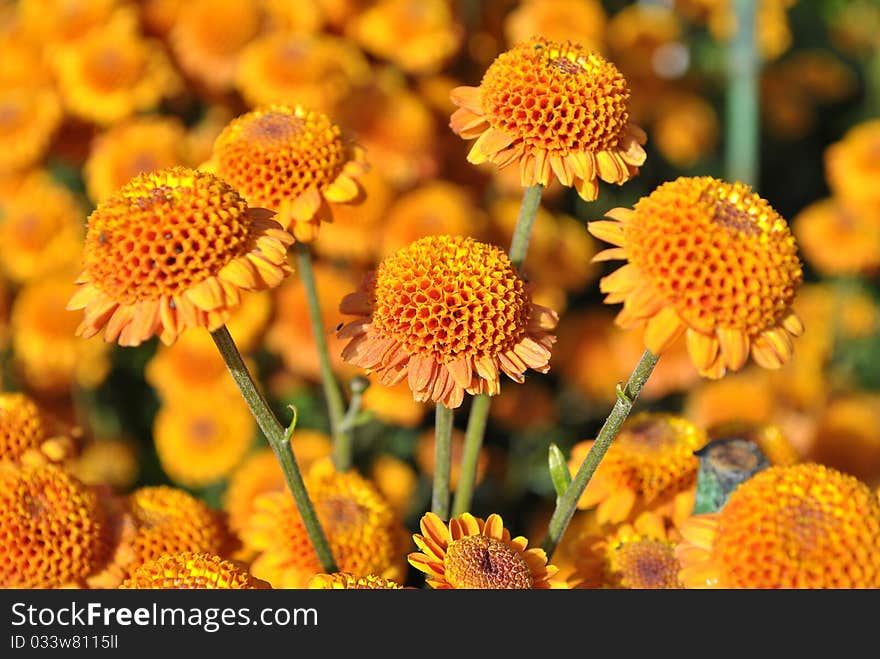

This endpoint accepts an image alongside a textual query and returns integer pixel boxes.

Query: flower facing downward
[450,36,646,201]
[337,235,558,409]
[67,167,293,347]
[408,512,564,589]
[676,464,880,588]
[590,176,804,378]
[211,105,368,243]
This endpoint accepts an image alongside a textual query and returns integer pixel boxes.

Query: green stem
[726,0,760,187]
[432,404,454,519]
[294,242,353,471]
[541,349,660,558]
[508,184,544,269]
[451,393,491,516]
[210,325,338,573]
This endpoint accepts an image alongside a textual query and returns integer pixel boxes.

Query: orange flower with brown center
[450,36,646,201]
[590,176,804,378]
[337,235,558,409]
[570,412,708,525]
[67,167,293,347]
[676,463,880,588]
[0,464,109,588]
[308,572,407,589]
[211,105,368,243]
[121,552,269,589]
[408,512,565,589]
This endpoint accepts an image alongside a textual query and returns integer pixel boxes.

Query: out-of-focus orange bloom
[652,93,719,168]
[826,118,880,212]
[360,377,429,429]
[0,86,62,176]
[369,454,419,518]
[809,394,880,488]
[504,0,606,53]
[793,199,880,277]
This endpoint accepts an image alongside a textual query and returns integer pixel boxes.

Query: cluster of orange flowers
[1,0,879,591]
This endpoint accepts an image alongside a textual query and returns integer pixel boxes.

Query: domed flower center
[480,36,631,153]
[86,46,144,90]
[625,177,802,335]
[214,106,349,209]
[444,535,534,589]
[319,496,369,535]
[612,539,680,589]
[83,168,252,304]
[620,417,681,455]
[370,235,529,363]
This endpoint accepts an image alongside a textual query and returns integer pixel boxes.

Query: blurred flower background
[1,0,879,589]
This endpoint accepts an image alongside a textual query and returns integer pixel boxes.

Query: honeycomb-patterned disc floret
[127,486,229,567]
[0,393,49,462]
[0,465,107,588]
[371,235,529,363]
[607,537,682,589]
[444,535,534,589]
[480,36,631,154]
[121,552,268,589]
[213,105,349,209]
[603,413,708,503]
[626,177,803,335]
[83,167,252,305]
[713,464,880,588]
[308,572,406,589]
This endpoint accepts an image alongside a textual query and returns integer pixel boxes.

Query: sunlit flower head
[308,571,406,589]
[369,454,419,518]
[211,105,368,243]
[409,512,565,589]
[244,460,407,588]
[0,172,84,284]
[338,235,558,409]
[415,427,488,491]
[84,117,188,204]
[119,486,233,575]
[378,182,488,258]
[571,518,683,589]
[570,412,708,525]
[67,438,140,491]
[121,552,269,589]
[793,199,880,276]
[707,420,800,467]
[0,86,62,175]
[346,0,463,75]
[170,0,262,91]
[504,0,606,53]
[67,167,293,347]
[591,176,804,378]
[809,394,880,487]
[224,431,332,536]
[11,272,112,396]
[826,119,880,211]
[0,392,67,466]
[676,463,880,588]
[0,464,109,587]
[154,397,255,489]
[237,33,371,114]
[51,19,180,126]
[451,36,646,201]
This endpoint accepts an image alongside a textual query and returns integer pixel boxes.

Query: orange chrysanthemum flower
[504,0,606,53]
[0,172,84,284]
[67,438,140,491]
[0,392,69,466]
[84,117,188,203]
[67,167,293,347]
[236,33,371,114]
[223,431,332,536]
[360,377,429,429]
[346,0,463,75]
[369,454,419,518]
[146,331,244,403]
[338,235,558,409]
[676,463,880,588]
[169,0,262,91]
[308,571,406,589]
[11,272,112,396]
[569,412,709,525]
[652,93,720,168]
[51,19,180,126]
[18,0,122,45]
[0,464,109,588]
[154,397,255,488]
[121,552,269,589]
[243,460,407,588]
[211,105,368,243]
[0,86,62,175]
[590,176,804,378]
[116,486,233,577]
[809,394,880,486]
[450,36,646,201]
[409,512,565,589]
[793,198,880,276]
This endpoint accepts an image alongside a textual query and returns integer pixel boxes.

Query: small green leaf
[548,443,572,500]
[283,405,299,444]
